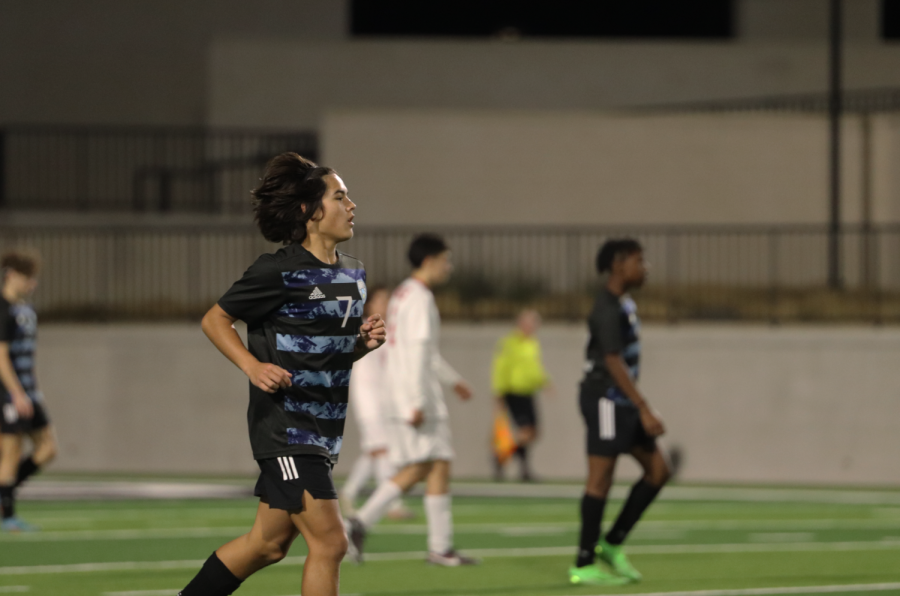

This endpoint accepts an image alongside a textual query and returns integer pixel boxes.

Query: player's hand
[245,362,292,393]
[409,408,425,428]
[454,381,473,401]
[12,391,33,419]
[359,314,386,351]
[638,405,665,437]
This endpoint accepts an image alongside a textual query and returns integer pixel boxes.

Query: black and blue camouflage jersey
[218,243,366,463]
[582,288,640,406]
[0,295,40,404]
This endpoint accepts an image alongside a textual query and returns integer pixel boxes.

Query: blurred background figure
[340,285,414,520]
[0,251,57,533]
[491,308,552,482]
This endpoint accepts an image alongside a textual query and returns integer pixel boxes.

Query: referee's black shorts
[579,384,655,457]
[504,393,538,428]
[254,454,338,511]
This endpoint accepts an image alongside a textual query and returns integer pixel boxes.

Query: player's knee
[37,441,57,464]
[310,527,348,562]
[647,461,671,487]
[257,539,291,565]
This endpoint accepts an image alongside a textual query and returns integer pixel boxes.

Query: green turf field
[2,484,900,596]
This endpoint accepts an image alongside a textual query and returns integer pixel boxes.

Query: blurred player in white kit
[340,286,413,520]
[347,234,478,566]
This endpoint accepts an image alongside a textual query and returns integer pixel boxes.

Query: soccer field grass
[2,485,900,596]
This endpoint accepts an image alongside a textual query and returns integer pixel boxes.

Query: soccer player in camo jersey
[569,239,670,587]
[178,153,385,596]
[0,251,58,533]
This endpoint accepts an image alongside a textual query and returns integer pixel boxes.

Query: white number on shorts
[336,296,353,328]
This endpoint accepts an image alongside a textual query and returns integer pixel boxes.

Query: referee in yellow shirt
[492,309,552,482]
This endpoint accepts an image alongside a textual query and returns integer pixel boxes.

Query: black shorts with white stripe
[254,454,338,511]
[579,384,655,457]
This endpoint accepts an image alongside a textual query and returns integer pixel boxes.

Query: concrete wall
[0,0,345,126]
[319,109,900,226]
[0,0,890,128]
[208,40,900,130]
[33,322,900,486]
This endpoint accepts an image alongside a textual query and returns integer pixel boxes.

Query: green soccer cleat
[597,540,642,582]
[568,565,630,586]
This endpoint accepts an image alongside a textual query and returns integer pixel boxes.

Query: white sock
[374,454,396,484]
[356,480,403,528]
[341,454,373,503]
[425,494,453,554]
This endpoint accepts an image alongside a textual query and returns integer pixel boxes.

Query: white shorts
[357,416,389,453]
[387,418,455,467]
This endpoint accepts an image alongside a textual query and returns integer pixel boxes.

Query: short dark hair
[408,234,449,269]
[1,250,41,277]
[596,238,642,274]
[251,152,336,244]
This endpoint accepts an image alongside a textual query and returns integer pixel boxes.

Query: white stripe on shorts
[287,456,299,480]
[277,457,289,481]
[599,398,616,440]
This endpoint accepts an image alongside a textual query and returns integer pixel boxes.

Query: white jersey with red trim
[384,277,461,422]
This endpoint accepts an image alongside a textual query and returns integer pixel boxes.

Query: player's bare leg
[215,499,301,579]
[0,434,30,531]
[292,492,348,596]
[0,435,21,486]
[12,426,57,492]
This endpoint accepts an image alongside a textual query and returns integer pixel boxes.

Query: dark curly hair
[596,238,642,274]
[251,152,336,244]
[1,250,41,277]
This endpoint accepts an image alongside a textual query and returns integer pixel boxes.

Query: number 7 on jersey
[336,296,353,328]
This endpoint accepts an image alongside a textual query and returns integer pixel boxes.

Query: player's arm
[434,352,472,400]
[353,313,386,362]
[201,304,292,394]
[603,353,664,437]
[0,342,33,418]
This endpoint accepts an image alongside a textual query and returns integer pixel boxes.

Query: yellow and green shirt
[491,331,549,397]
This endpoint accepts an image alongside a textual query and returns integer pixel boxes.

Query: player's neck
[411,270,433,289]
[301,234,339,265]
[606,276,627,297]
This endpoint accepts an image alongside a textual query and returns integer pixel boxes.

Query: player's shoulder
[336,251,365,271]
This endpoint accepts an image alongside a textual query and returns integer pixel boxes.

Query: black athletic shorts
[0,399,50,435]
[254,454,338,511]
[504,393,538,428]
[580,384,655,457]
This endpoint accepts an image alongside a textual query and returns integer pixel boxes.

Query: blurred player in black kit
[568,239,670,586]
[0,250,57,533]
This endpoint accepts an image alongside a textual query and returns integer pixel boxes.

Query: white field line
[2,540,900,576]
[5,517,900,542]
[563,583,900,596]
[0,589,28,593]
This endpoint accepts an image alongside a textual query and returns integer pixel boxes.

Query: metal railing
[1,223,898,323]
[0,126,317,212]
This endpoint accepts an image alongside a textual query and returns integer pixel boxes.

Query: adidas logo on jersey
[309,287,326,300]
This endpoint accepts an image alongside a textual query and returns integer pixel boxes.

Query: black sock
[605,479,663,546]
[15,456,39,488]
[0,485,14,520]
[575,494,605,567]
[179,552,243,596]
